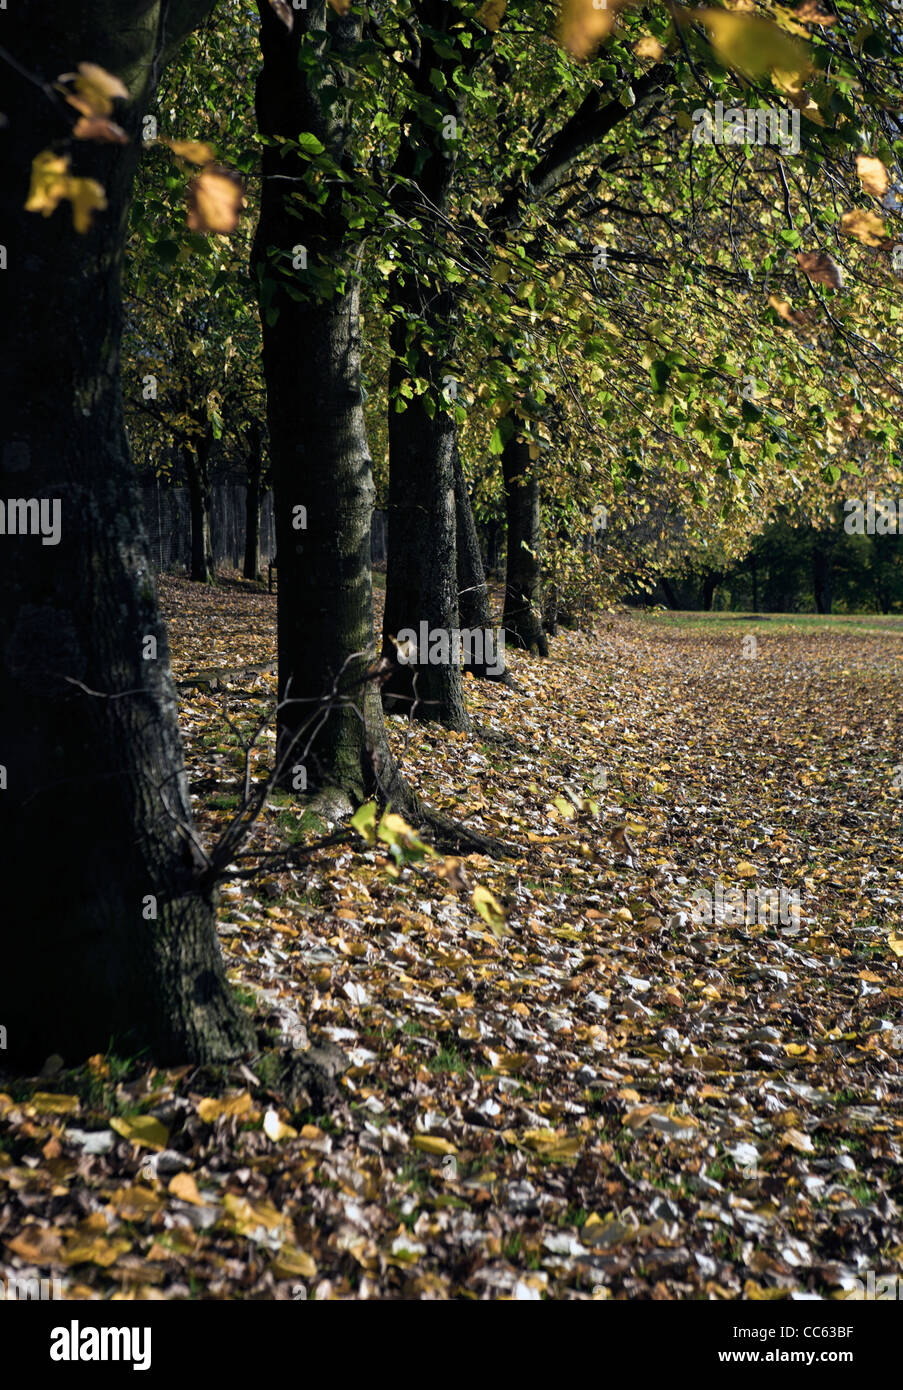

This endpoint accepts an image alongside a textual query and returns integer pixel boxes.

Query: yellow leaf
[378,811,435,858]
[840,209,887,247]
[412,1135,458,1155]
[109,1115,169,1151]
[690,9,812,80]
[622,1104,656,1129]
[186,166,244,234]
[350,800,378,843]
[263,1108,298,1142]
[888,935,903,958]
[735,861,757,878]
[520,1128,582,1159]
[5,1226,64,1262]
[24,151,107,233]
[168,1172,204,1205]
[552,795,575,820]
[196,1091,256,1123]
[271,1245,317,1279]
[857,156,889,199]
[29,1091,79,1115]
[161,138,217,165]
[558,0,640,60]
[67,177,108,234]
[62,1234,131,1267]
[222,1193,286,1234]
[25,152,72,219]
[472,883,509,937]
[110,1186,164,1220]
[634,35,664,60]
[72,62,129,117]
[744,1279,788,1300]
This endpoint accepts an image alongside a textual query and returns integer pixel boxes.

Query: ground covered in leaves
[2,578,903,1300]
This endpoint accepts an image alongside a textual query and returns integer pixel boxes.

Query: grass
[637,609,903,637]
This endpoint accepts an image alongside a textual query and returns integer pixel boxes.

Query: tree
[0,0,254,1068]
[252,0,417,812]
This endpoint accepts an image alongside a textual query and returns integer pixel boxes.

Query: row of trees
[3,0,903,1066]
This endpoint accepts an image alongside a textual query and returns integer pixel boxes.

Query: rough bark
[0,0,253,1069]
[501,431,549,657]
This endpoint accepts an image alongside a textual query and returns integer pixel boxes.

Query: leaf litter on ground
[2,579,902,1300]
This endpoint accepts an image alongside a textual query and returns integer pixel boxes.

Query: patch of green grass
[428,1047,467,1076]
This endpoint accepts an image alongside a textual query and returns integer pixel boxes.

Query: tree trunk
[378,2,475,728]
[381,334,468,727]
[452,442,513,682]
[812,538,832,615]
[659,575,680,610]
[243,420,262,581]
[700,571,720,611]
[501,430,549,656]
[253,0,414,815]
[0,0,253,1069]
[183,424,214,583]
[454,443,491,634]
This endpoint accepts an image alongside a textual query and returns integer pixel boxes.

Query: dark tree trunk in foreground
[0,0,253,1069]
[501,431,549,656]
[243,419,263,581]
[253,0,414,815]
[184,426,215,583]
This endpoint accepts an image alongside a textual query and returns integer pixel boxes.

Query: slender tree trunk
[0,0,253,1069]
[501,430,549,656]
[452,441,511,684]
[183,426,214,583]
[454,442,492,634]
[700,571,720,611]
[253,0,414,815]
[750,553,759,612]
[659,575,680,610]
[243,421,262,581]
[812,538,832,615]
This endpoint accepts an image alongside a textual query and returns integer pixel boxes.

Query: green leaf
[296,132,325,156]
[650,360,671,394]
